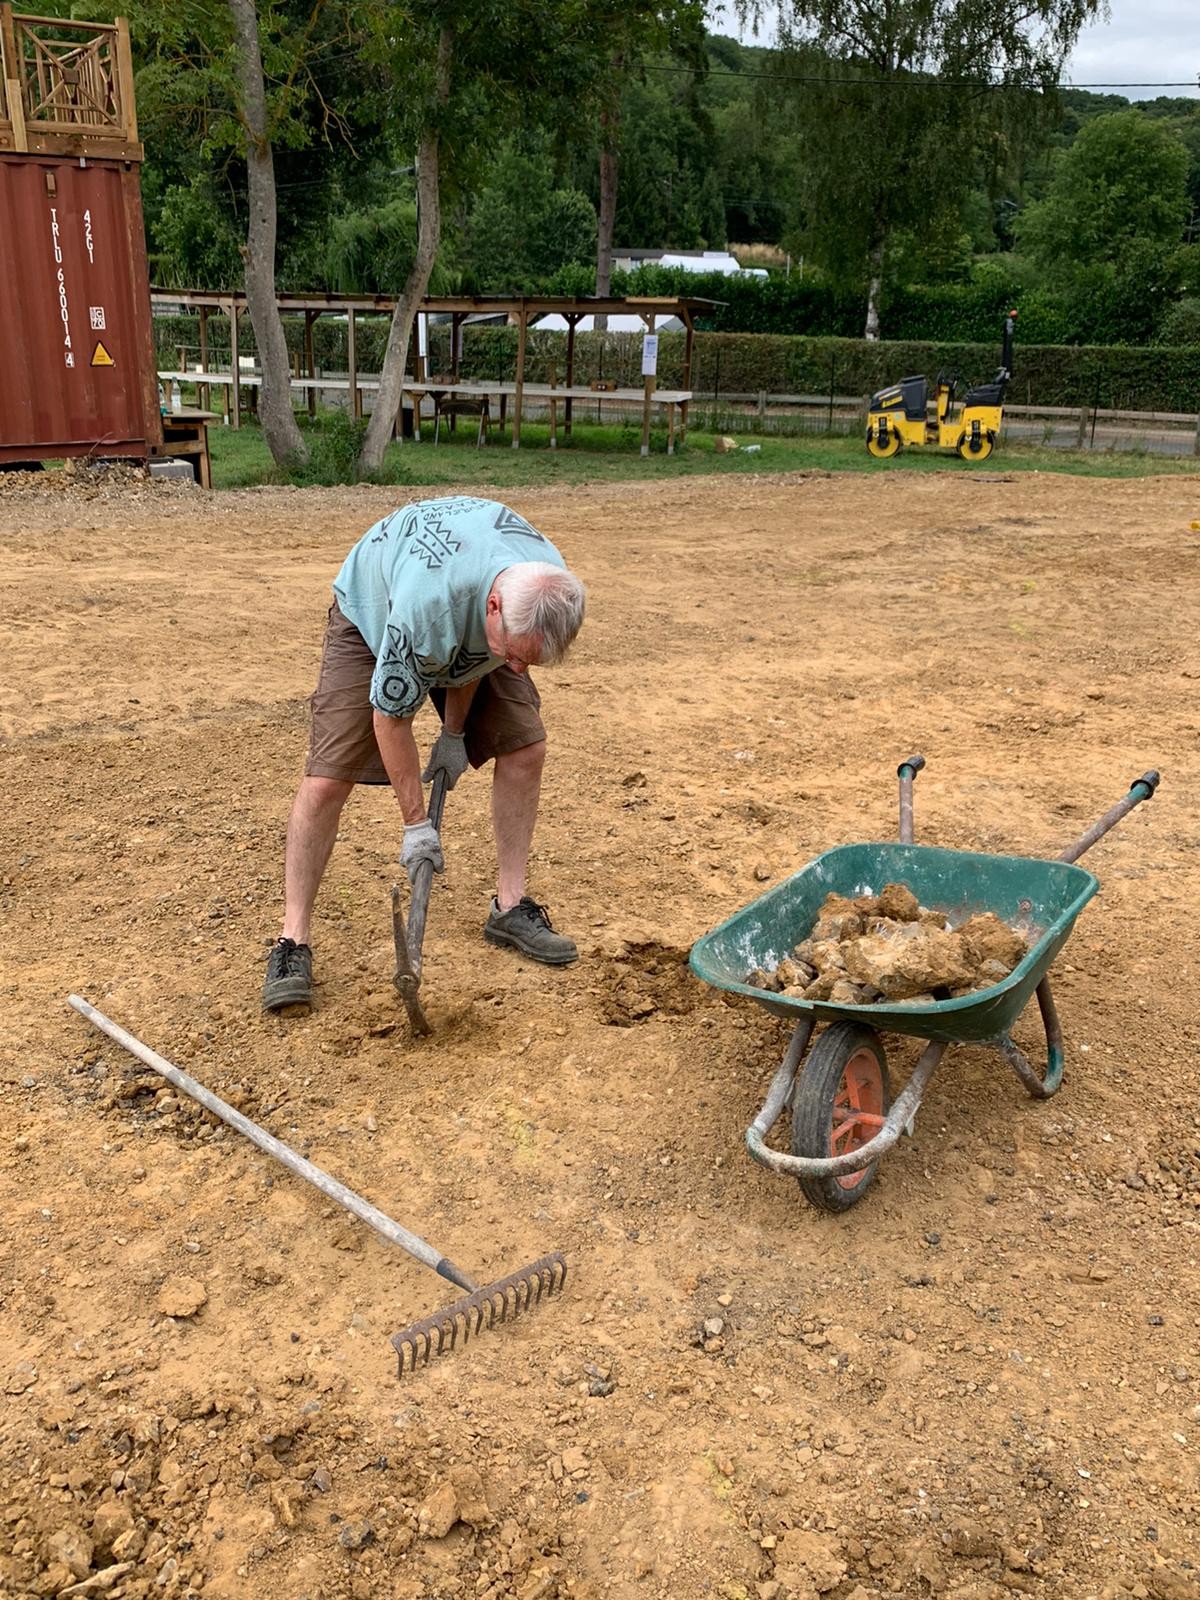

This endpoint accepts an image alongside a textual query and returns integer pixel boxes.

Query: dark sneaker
[262,937,313,1011]
[484,898,578,966]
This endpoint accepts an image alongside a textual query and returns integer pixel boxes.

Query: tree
[97,0,394,465]
[355,11,449,474]
[323,197,456,295]
[355,0,640,473]
[463,135,596,292]
[579,1,708,327]
[152,178,244,288]
[228,0,306,466]
[1017,111,1190,274]
[738,0,1106,337]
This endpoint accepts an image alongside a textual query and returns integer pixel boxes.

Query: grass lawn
[207,411,1200,491]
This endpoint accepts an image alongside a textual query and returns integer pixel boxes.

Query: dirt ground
[2,463,1199,1600]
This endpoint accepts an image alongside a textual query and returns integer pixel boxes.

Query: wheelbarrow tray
[689,842,1099,1045]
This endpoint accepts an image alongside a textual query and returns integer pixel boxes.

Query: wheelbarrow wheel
[791,1022,891,1213]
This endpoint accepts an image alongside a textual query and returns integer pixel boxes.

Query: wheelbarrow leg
[745,1019,814,1167]
[998,978,1064,1099]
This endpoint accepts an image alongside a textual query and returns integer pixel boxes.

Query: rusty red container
[0,153,162,463]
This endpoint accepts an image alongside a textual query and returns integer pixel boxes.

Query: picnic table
[158,369,692,454]
[401,379,693,454]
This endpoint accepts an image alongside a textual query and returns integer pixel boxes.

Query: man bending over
[262,495,586,1013]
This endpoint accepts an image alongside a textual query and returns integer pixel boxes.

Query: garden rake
[67,994,568,1377]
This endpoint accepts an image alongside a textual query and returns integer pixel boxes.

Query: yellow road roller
[865,310,1016,463]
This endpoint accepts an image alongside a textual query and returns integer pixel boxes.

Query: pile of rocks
[746,883,1031,1006]
[0,460,194,501]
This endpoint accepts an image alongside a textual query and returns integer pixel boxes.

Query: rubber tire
[866,424,902,459]
[956,429,994,461]
[791,1022,891,1213]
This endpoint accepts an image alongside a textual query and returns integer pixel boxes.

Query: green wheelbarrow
[688,757,1160,1213]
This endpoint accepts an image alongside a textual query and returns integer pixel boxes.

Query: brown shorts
[304,598,545,785]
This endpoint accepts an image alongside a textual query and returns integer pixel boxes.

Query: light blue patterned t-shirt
[332,496,565,718]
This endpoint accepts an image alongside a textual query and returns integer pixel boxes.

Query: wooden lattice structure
[0,7,140,160]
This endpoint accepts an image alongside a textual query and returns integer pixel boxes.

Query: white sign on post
[641,333,659,377]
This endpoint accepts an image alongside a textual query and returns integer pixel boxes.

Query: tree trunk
[228,0,307,466]
[863,239,885,341]
[593,71,621,334]
[358,27,451,475]
[863,276,881,341]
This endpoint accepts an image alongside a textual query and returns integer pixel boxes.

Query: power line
[649,61,1199,90]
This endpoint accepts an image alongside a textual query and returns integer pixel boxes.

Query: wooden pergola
[149,290,719,452]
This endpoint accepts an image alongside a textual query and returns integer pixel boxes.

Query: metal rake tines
[391,1252,568,1377]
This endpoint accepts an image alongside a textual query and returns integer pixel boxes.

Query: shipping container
[0,153,161,462]
[0,9,161,464]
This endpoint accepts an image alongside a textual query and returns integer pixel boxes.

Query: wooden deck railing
[0,7,139,158]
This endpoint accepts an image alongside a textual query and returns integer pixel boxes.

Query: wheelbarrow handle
[1058,769,1161,864]
[897,753,926,844]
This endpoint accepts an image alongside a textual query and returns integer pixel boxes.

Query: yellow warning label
[91,341,115,367]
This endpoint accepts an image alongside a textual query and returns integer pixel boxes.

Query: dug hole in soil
[1,463,1199,1600]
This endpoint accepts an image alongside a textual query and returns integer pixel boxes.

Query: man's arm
[440,680,479,734]
[373,711,427,823]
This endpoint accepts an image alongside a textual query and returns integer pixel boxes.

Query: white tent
[657,251,767,280]
[531,312,684,333]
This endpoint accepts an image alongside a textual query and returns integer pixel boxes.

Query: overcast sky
[1065,0,1197,98]
[709,0,1199,101]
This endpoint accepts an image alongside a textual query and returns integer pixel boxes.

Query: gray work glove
[421,728,469,791]
[400,819,444,883]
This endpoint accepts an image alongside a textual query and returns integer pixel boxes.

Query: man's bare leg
[485,740,577,965]
[282,775,355,943]
[491,740,544,911]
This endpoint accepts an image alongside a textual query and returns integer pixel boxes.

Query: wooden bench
[157,407,217,488]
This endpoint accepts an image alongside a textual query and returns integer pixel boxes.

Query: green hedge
[153,314,1200,413]
[444,327,1200,412]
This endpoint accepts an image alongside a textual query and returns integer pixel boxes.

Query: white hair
[494,562,586,665]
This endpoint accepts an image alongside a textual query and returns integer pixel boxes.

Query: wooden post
[681,308,694,447]
[229,300,241,430]
[448,313,464,438]
[512,304,528,450]
[2,7,29,153]
[198,307,210,413]
[565,314,578,438]
[409,312,426,442]
[549,364,558,451]
[114,16,139,145]
[347,308,359,420]
[304,311,317,418]
[640,313,656,458]
[1077,406,1088,449]
[1194,413,1200,458]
